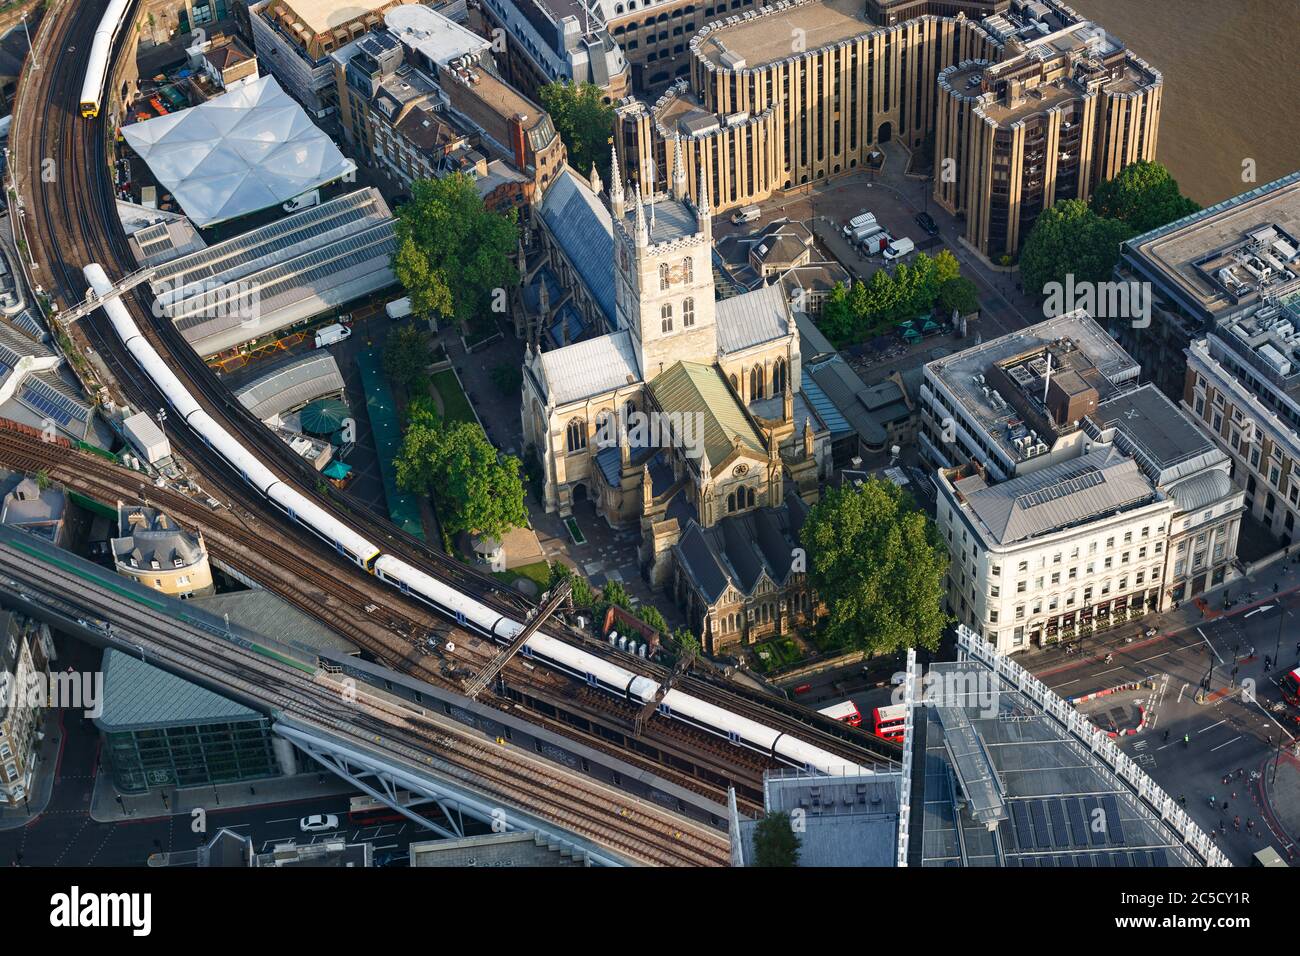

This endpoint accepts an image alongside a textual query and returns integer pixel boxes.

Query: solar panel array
[1003,794,1158,865]
[151,190,386,291]
[1014,465,1104,510]
[20,376,91,426]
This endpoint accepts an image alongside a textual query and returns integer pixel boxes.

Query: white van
[385,297,412,320]
[731,205,760,224]
[844,212,876,236]
[314,323,351,348]
[883,236,915,261]
[859,230,890,255]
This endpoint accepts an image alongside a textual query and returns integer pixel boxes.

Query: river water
[1070,0,1299,205]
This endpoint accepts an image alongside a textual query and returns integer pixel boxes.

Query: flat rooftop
[1087,384,1220,485]
[926,311,1139,468]
[276,0,394,36]
[1125,171,1300,320]
[695,0,876,71]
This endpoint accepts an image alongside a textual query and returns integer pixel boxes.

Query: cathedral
[520,143,833,651]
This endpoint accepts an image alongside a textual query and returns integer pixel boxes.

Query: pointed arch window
[772,357,787,395]
[566,419,587,453]
[750,364,765,400]
[683,297,695,327]
[683,257,693,282]
[659,262,670,290]
[661,303,673,333]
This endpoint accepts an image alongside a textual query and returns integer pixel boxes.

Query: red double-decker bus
[1282,667,1300,709]
[817,700,862,727]
[872,704,907,742]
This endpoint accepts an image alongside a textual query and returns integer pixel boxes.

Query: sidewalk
[89,766,359,824]
[1021,556,1300,676]
[1262,753,1300,859]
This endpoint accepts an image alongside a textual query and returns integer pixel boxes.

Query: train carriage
[79,0,135,119]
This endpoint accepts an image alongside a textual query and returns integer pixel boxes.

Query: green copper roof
[649,361,764,469]
[95,648,262,732]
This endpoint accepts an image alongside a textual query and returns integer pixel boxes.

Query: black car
[914,212,939,236]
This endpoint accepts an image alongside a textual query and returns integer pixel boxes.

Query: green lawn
[492,560,551,592]
[430,369,477,426]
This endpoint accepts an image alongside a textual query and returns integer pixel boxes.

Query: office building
[923,313,1242,651]
[0,608,53,807]
[249,0,408,115]
[614,0,1159,260]
[95,649,288,794]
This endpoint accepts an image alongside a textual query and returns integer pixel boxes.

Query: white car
[299,814,339,833]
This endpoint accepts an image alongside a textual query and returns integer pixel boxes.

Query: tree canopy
[937,275,980,317]
[1019,199,1135,300]
[752,812,801,867]
[383,324,432,394]
[392,174,518,330]
[801,477,949,654]
[538,81,615,184]
[815,249,969,347]
[394,419,527,540]
[1089,159,1200,235]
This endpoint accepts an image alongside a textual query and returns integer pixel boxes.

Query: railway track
[1,546,728,867]
[13,0,895,807]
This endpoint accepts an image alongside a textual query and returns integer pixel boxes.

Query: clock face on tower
[667,263,688,285]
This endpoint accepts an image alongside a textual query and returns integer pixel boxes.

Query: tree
[937,276,980,317]
[801,478,949,655]
[395,420,527,539]
[600,580,631,614]
[538,82,615,184]
[1090,160,1200,235]
[1019,199,1134,301]
[933,248,962,286]
[818,282,856,347]
[490,363,523,396]
[384,324,432,393]
[549,562,595,610]
[674,628,700,666]
[392,174,518,330]
[637,604,667,635]
[752,812,801,867]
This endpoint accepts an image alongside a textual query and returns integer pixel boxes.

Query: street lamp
[20,12,38,71]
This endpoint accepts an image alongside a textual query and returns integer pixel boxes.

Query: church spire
[696,174,712,242]
[634,183,649,248]
[609,143,625,219]
[589,162,603,196]
[672,134,688,201]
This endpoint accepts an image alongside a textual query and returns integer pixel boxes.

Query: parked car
[300,814,339,833]
[914,211,939,236]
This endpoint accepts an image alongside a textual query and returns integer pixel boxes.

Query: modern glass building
[95,649,281,794]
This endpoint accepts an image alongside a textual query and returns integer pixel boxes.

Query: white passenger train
[86,263,873,777]
[79,0,135,119]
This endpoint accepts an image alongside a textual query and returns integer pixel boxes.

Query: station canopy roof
[122,75,355,228]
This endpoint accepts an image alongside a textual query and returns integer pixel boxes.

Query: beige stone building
[933,16,1162,260]
[521,148,833,648]
[0,609,52,807]
[111,504,215,599]
[614,0,1162,260]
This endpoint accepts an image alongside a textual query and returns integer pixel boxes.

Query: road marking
[1178,682,1188,703]
[1199,719,1227,734]
[1210,735,1243,753]
[1244,605,1274,618]
[1135,650,1174,664]
[1053,679,1079,688]
[1198,628,1225,664]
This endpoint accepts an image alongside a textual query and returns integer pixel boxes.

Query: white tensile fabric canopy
[122,76,355,228]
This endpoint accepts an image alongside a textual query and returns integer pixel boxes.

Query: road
[1033,593,1300,864]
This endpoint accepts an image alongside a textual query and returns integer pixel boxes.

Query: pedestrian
[1222,801,1229,812]
[1219,818,1225,831]
[1246,818,1255,831]
[1178,795,1187,807]
[1233,815,1240,831]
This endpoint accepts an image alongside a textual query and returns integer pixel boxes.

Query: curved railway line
[0,543,730,866]
[9,0,899,827]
